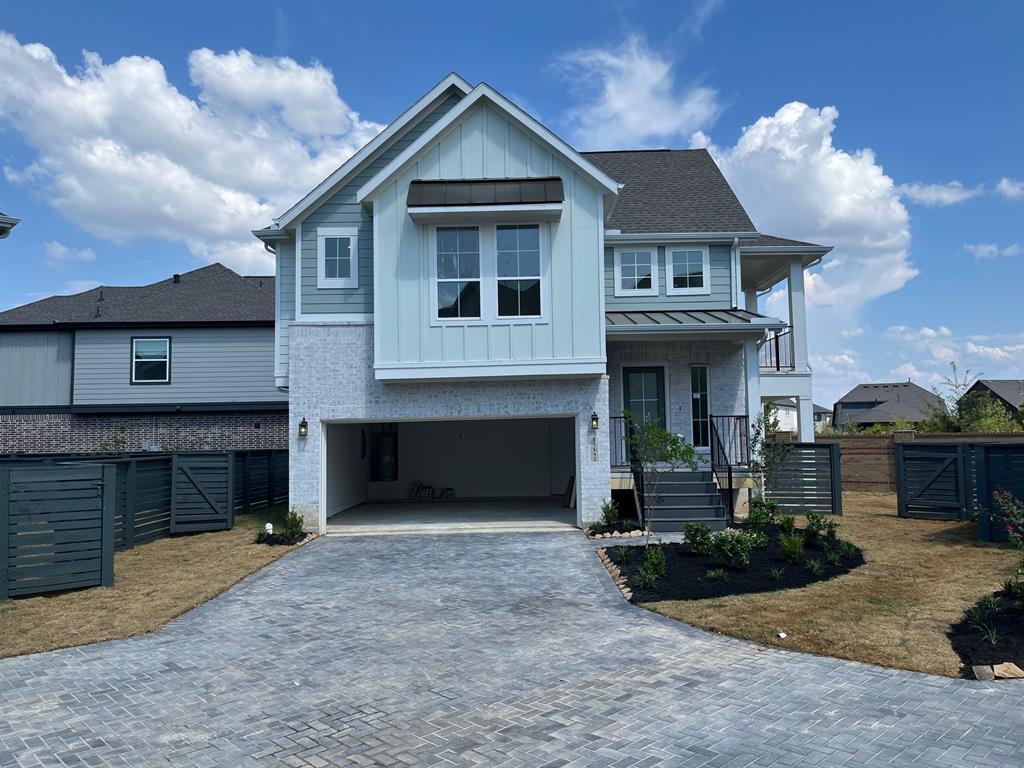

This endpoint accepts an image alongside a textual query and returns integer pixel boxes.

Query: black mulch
[949,592,1024,674]
[257,532,305,546]
[606,532,864,602]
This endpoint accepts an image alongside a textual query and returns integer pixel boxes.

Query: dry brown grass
[0,506,302,660]
[647,492,1020,677]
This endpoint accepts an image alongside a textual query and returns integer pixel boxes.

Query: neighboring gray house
[813,403,832,431]
[962,379,1024,417]
[0,212,18,239]
[0,264,286,454]
[832,381,944,429]
[253,73,830,532]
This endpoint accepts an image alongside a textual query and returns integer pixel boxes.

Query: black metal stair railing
[709,415,750,526]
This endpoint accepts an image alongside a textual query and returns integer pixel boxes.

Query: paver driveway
[2,532,1023,767]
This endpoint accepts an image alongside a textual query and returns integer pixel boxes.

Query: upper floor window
[436,226,481,319]
[614,248,658,297]
[666,246,710,295]
[131,337,170,384]
[317,226,358,289]
[497,225,541,317]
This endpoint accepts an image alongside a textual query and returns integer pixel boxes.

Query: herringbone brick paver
[1,532,1022,766]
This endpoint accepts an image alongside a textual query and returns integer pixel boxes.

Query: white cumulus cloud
[0,33,384,274]
[555,35,721,150]
[897,181,983,206]
[995,177,1024,199]
[964,242,1021,259]
[44,240,96,268]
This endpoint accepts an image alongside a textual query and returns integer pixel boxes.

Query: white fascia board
[739,245,832,255]
[357,84,621,204]
[408,202,563,223]
[274,73,473,229]
[605,231,759,243]
[374,358,607,382]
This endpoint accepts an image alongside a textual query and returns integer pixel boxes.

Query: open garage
[323,417,578,533]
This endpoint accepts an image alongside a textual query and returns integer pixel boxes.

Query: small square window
[667,247,710,295]
[317,227,359,289]
[615,249,657,296]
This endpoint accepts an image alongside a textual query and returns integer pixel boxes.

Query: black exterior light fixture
[298,418,309,438]
[590,412,599,430]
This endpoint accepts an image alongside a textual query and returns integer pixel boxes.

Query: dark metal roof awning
[605,309,786,335]
[407,178,565,223]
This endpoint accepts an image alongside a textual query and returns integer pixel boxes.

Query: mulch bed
[949,592,1024,674]
[257,532,313,546]
[585,520,644,538]
[606,533,864,602]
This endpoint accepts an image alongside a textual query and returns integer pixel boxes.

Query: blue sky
[0,0,1021,405]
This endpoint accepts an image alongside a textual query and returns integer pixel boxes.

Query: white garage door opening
[324,417,578,534]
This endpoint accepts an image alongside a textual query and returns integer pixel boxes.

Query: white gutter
[605,230,759,243]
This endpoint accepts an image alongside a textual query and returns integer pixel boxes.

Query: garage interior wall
[326,423,371,516]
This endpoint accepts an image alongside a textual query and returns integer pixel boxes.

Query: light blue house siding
[276,239,296,376]
[603,244,734,310]
[0,331,72,406]
[73,327,285,405]
[372,103,605,369]
[296,89,464,316]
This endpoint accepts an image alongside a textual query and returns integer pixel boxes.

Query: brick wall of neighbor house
[288,322,611,532]
[0,410,288,454]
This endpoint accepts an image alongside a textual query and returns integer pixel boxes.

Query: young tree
[626,413,698,545]
[748,402,791,499]
[919,362,1021,433]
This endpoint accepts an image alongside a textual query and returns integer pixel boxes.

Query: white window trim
[428,222,550,326]
[316,226,359,289]
[613,247,659,297]
[666,244,711,296]
[131,337,170,384]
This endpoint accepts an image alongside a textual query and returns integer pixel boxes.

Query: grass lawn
[646,491,1020,677]
[0,505,302,660]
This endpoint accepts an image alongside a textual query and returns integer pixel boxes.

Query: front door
[623,366,666,428]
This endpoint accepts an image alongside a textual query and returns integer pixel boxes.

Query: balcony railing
[759,328,794,371]
[610,415,630,468]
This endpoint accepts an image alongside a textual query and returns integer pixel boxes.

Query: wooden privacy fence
[765,442,843,516]
[896,442,1024,540]
[1,463,115,601]
[234,450,288,513]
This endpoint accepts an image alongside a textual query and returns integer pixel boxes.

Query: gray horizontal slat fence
[1,464,115,601]
[170,453,234,533]
[234,449,288,513]
[765,443,842,516]
[895,444,966,520]
[972,445,1024,541]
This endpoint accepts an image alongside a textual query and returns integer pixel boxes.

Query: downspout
[731,237,741,308]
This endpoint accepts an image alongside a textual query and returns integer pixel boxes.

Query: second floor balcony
[759,328,794,372]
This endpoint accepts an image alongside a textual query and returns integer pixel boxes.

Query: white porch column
[744,338,762,431]
[796,395,815,442]
[744,289,759,313]
[787,259,810,372]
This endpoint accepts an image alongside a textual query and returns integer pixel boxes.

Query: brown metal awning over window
[407,177,564,207]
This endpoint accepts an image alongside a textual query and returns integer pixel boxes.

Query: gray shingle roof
[834,382,945,426]
[968,379,1024,411]
[0,264,274,328]
[744,234,826,249]
[581,149,756,234]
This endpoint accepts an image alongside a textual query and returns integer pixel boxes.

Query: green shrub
[745,496,781,531]
[280,506,306,541]
[643,545,666,579]
[826,550,842,567]
[769,567,785,582]
[600,498,620,527]
[778,515,796,536]
[966,603,994,627]
[614,546,634,564]
[747,530,770,550]
[839,540,858,560]
[634,564,658,589]
[978,622,1001,646]
[805,557,823,576]
[1004,579,1024,602]
[683,522,714,556]
[804,511,839,547]
[706,568,729,582]
[711,529,755,569]
[779,533,805,564]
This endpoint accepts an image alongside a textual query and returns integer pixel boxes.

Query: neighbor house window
[496,225,541,317]
[131,338,170,384]
[614,249,658,296]
[666,246,710,295]
[317,226,358,289]
[436,226,481,319]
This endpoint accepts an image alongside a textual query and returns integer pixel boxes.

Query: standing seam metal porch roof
[605,308,785,330]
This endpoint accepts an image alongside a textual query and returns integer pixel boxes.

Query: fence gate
[895,444,968,520]
[170,453,234,533]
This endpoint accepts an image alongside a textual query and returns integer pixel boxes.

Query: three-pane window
[496,225,541,317]
[436,227,481,318]
[132,338,170,384]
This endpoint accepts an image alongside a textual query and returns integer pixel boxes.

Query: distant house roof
[813,403,831,415]
[965,379,1024,412]
[581,149,756,234]
[833,382,944,426]
[0,264,274,329]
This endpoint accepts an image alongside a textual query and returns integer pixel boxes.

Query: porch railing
[759,328,794,371]
[709,414,750,526]
[609,415,646,526]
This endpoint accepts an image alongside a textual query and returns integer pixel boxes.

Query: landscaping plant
[803,510,838,547]
[748,403,791,500]
[706,568,729,582]
[778,515,796,536]
[683,522,714,556]
[615,545,634,564]
[600,498,621,528]
[711,529,755,569]
[625,413,699,543]
[805,558,823,576]
[745,496,781,532]
[643,544,667,579]
[839,540,858,561]
[779,533,805,564]
[769,567,785,582]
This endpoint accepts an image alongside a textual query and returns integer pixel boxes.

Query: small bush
[769,567,785,582]
[634,564,659,589]
[779,533,805,564]
[281,506,306,541]
[826,550,842,567]
[614,545,634,564]
[805,557,823,576]
[600,498,620,527]
[745,496,781,531]
[706,568,729,582]
[711,529,755,569]
[803,511,838,547]
[747,530,770,550]
[643,545,667,579]
[839,540,858,560]
[778,515,796,536]
[683,522,714,556]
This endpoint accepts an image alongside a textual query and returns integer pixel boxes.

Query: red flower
[1006,524,1015,534]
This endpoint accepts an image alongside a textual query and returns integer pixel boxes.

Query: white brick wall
[606,339,746,440]
[289,323,610,531]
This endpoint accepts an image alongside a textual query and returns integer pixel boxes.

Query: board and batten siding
[0,331,73,406]
[73,327,284,405]
[373,102,605,368]
[297,89,465,316]
[603,244,733,310]
[276,239,296,376]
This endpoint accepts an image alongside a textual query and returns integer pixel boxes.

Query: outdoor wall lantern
[590,412,599,430]
[298,418,309,438]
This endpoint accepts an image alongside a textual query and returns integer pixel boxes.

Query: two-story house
[253,74,827,533]
[0,264,286,453]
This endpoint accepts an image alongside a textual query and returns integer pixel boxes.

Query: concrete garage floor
[326,498,576,535]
